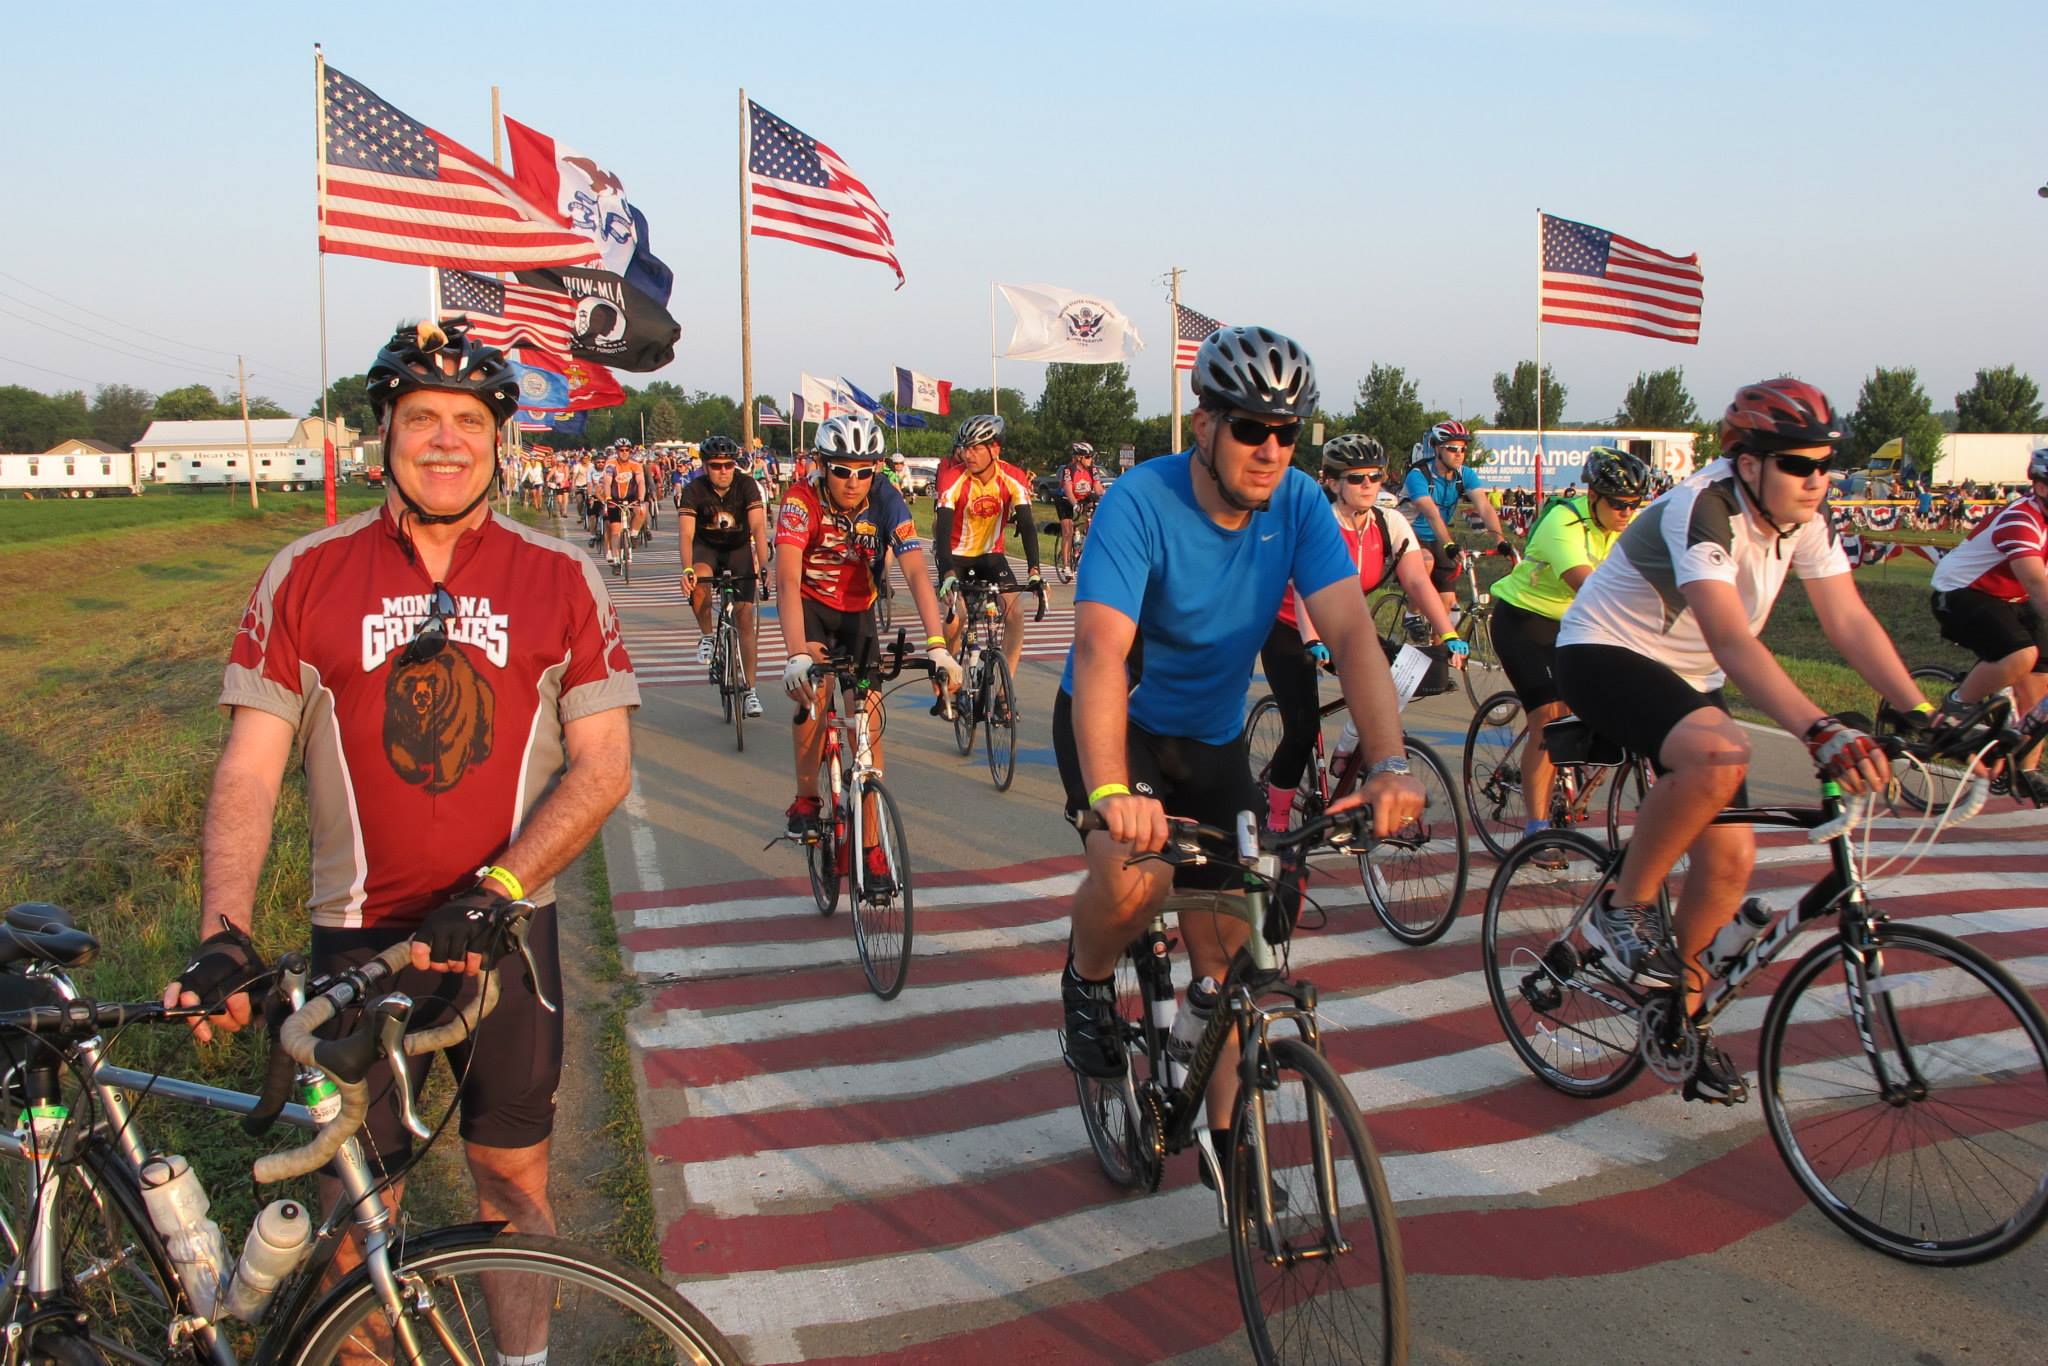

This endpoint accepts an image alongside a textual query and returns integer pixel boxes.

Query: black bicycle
[948,576,1045,792]
[1072,806,1407,1365]
[705,568,761,752]
[1480,704,2048,1264]
[0,899,739,1363]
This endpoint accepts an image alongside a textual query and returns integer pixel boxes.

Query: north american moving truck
[1447,429,1697,492]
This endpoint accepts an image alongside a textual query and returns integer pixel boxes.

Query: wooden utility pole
[1168,266,1185,453]
[237,355,259,510]
[739,88,756,450]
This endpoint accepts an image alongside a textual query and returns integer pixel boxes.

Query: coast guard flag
[895,366,952,415]
[998,283,1145,363]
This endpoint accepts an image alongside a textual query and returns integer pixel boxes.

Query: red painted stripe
[642,998,1054,1090]
[624,892,1068,955]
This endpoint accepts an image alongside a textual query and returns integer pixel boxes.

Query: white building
[135,417,356,490]
[0,439,140,497]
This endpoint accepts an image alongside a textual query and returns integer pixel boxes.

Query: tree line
[9,360,2036,481]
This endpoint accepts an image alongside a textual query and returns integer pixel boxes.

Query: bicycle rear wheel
[809,760,842,918]
[1458,608,1501,709]
[621,539,633,585]
[1228,1037,1407,1366]
[1462,690,1526,860]
[1759,920,2048,1265]
[1370,591,1408,652]
[1244,694,1283,787]
[1361,738,1467,946]
[1480,830,1645,1097]
[985,652,1018,791]
[851,775,914,1000]
[288,1231,738,1365]
[1075,941,1165,1191]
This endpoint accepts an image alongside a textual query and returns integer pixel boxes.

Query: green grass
[582,853,662,1274]
[0,487,384,547]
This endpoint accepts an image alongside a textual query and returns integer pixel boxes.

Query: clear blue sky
[4,1,2043,426]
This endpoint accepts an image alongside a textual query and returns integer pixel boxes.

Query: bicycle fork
[1233,993,1354,1265]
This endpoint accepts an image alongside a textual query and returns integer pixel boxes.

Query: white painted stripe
[632,871,1085,931]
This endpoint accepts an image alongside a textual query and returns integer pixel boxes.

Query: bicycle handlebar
[1072,804,1375,860]
[250,901,545,1185]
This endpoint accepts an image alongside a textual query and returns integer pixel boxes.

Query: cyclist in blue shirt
[1054,326,1425,1184]
[1401,419,1514,612]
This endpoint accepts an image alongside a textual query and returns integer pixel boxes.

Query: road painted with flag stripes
[572,509,2048,1364]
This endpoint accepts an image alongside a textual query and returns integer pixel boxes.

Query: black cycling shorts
[1931,588,2048,670]
[952,553,1017,589]
[601,500,627,524]
[308,904,564,1172]
[1052,495,1076,521]
[1490,598,1563,711]
[800,596,881,675]
[694,542,758,601]
[1423,541,1462,591]
[1051,688,1260,891]
[1555,644,1749,804]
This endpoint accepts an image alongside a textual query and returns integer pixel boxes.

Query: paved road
[579,511,2047,1365]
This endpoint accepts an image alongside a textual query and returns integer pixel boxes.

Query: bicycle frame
[0,967,469,1365]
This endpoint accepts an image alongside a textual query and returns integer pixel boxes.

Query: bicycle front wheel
[985,652,1018,791]
[1759,920,2048,1265]
[288,1232,739,1365]
[718,622,746,752]
[1876,665,1966,814]
[809,759,842,918]
[852,775,914,1000]
[1361,738,1467,946]
[1462,690,1527,860]
[1229,1037,1407,1366]
[1458,608,1500,708]
[1481,829,1645,1097]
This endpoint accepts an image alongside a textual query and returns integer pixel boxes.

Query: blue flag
[510,360,570,412]
[840,377,928,429]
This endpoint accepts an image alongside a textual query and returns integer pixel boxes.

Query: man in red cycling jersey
[1056,441,1104,569]
[1929,447,2048,798]
[775,415,960,875]
[934,414,1043,689]
[167,321,638,1342]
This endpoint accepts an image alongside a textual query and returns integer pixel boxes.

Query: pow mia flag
[513,266,681,373]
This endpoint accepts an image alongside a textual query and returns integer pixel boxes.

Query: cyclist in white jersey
[1555,378,1929,1102]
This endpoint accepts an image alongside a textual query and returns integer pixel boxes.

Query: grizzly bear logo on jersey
[384,647,496,793]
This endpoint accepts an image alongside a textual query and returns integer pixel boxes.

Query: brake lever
[502,909,557,1015]
[372,994,432,1140]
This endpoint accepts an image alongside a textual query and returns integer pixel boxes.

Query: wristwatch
[1366,755,1413,778]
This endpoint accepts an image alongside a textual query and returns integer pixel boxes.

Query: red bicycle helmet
[1719,379,1842,457]
[1427,420,1472,449]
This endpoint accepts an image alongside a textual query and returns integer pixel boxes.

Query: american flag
[438,271,577,358]
[319,66,600,272]
[758,403,789,428]
[1539,213,1703,344]
[746,100,903,286]
[1172,302,1225,371]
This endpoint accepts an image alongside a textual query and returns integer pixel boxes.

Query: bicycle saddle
[1541,718,1628,768]
[0,903,98,969]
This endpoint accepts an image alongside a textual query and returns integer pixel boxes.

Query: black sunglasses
[1770,453,1835,478]
[825,463,877,481]
[705,461,737,471]
[1339,470,1385,485]
[1225,416,1303,448]
[398,584,458,667]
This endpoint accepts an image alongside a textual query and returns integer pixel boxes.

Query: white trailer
[1938,433,2045,486]
[0,445,139,497]
[135,418,354,492]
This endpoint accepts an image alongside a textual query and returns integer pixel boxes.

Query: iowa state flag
[894,366,952,415]
[503,115,673,306]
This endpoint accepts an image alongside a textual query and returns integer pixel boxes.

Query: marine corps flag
[513,266,680,372]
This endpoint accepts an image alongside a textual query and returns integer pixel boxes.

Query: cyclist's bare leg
[632,503,649,539]
[687,567,717,636]
[1068,833,1174,979]
[1521,698,1569,825]
[793,655,832,798]
[468,1138,555,1358]
[1001,591,1025,681]
[737,600,760,685]
[605,516,622,559]
[1958,646,2046,771]
[1059,516,1074,566]
[1179,900,1252,1135]
[1613,708,1753,1011]
[942,592,968,691]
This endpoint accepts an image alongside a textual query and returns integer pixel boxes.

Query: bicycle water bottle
[1700,898,1773,978]
[139,1154,228,1317]
[2027,692,2048,728]
[1166,977,1221,1065]
[220,1199,313,1322]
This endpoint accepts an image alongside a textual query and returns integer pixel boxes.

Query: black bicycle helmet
[954,414,1005,450]
[1190,326,1319,418]
[1321,433,1387,473]
[701,435,741,461]
[366,319,520,425]
[1584,446,1652,501]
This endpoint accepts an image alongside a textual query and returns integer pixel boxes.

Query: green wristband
[1088,783,1131,806]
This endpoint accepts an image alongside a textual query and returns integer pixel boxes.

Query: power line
[0,293,237,374]
[0,269,241,359]
[0,304,237,382]
[0,352,103,387]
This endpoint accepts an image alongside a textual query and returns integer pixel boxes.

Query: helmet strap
[1733,452,1797,540]
[1194,428,1269,514]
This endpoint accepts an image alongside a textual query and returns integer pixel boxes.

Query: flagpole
[489,83,519,505]
[739,88,756,451]
[314,43,337,526]
[1168,265,1184,453]
[1533,208,1546,508]
[989,282,999,420]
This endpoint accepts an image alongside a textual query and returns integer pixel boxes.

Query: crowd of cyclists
[144,316,2048,1361]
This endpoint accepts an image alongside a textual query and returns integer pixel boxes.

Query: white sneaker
[743,688,764,719]
[696,637,715,665]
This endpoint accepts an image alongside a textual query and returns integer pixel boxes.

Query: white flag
[997,282,1145,363]
[799,373,865,422]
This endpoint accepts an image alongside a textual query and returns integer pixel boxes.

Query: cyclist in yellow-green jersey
[1488,447,1652,838]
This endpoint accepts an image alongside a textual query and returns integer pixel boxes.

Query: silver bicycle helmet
[1321,434,1387,473]
[953,414,1005,450]
[1190,326,1319,418]
[815,414,887,459]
